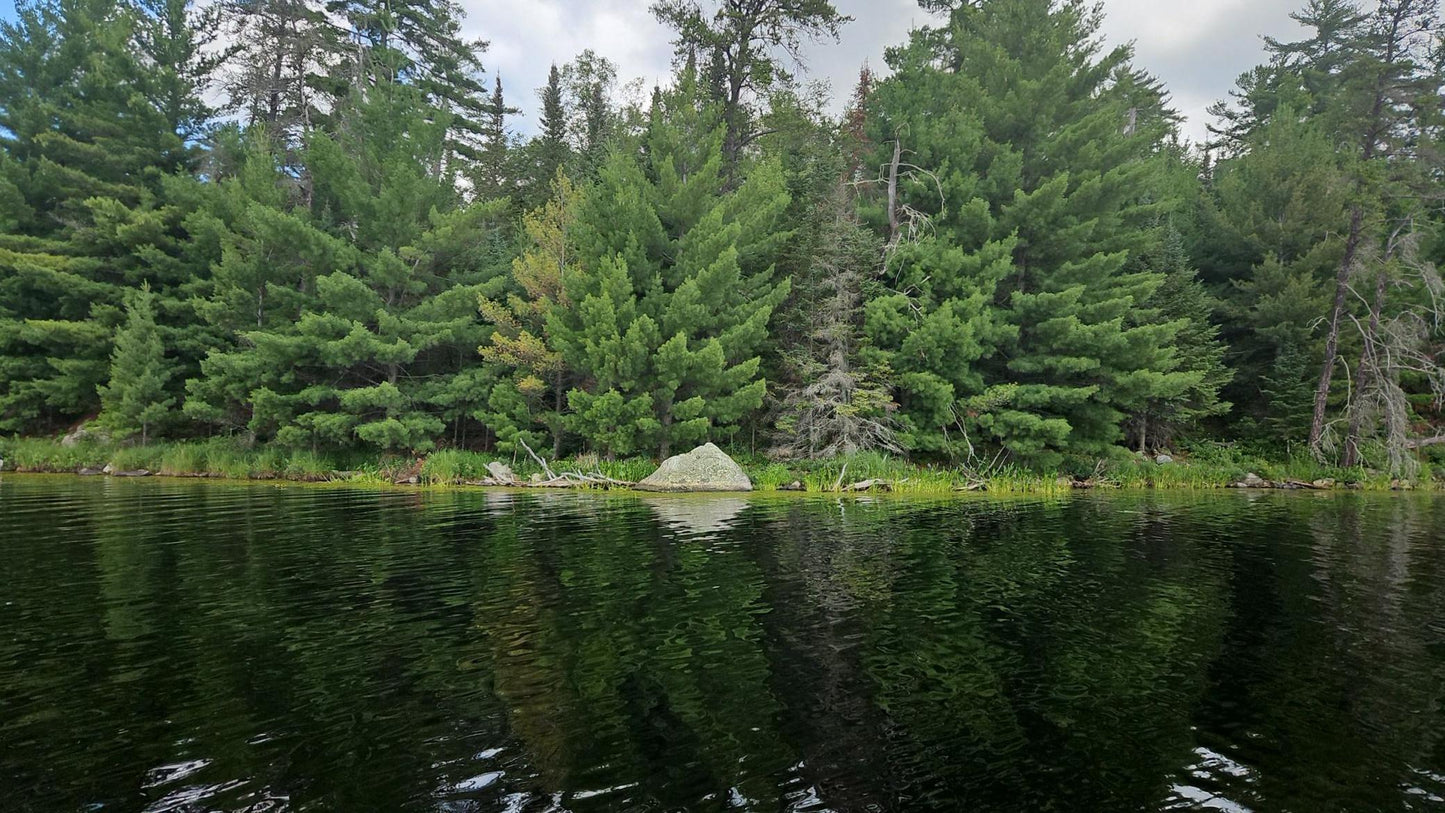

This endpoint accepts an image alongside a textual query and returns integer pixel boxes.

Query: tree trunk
[265,49,284,125]
[552,371,564,460]
[659,411,673,460]
[1309,205,1364,453]
[720,39,751,183]
[886,138,902,245]
[1343,259,1390,467]
[1309,2,1405,456]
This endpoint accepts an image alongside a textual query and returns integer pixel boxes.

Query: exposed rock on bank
[1231,473,1346,490]
[61,421,108,448]
[636,443,753,493]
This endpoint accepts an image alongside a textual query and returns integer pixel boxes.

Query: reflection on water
[1,477,1443,812]
[644,496,749,538]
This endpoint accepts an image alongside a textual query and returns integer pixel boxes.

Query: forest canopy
[3,0,1445,475]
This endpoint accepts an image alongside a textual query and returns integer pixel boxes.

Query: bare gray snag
[1331,221,1445,475]
[774,183,901,460]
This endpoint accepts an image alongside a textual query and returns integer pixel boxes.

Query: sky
[0,0,1308,144]
[464,0,1309,145]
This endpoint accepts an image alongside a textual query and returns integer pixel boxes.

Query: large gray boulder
[636,443,752,492]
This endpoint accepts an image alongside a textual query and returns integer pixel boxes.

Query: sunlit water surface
[1,475,1443,811]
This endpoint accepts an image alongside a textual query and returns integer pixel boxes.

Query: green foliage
[479,171,579,458]
[186,92,511,453]
[472,77,519,201]
[97,285,174,443]
[560,50,618,178]
[1125,226,1233,450]
[548,75,792,458]
[516,65,571,209]
[0,244,113,431]
[0,0,210,432]
[651,0,848,170]
[865,0,1208,467]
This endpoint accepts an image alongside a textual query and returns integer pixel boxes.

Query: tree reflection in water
[0,479,1442,811]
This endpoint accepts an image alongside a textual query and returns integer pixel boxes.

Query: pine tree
[0,0,184,212]
[189,86,510,451]
[774,181,899,458]
[1208,0,1365,155]
[867,0,1200,466]
[0,0,205,432]
[548,77,791,458]
[560,50,617,178]
[1203,0,1444,457]
[1301,0,1440,455]
[324,0,489,179]
[134,0,224,146]
[480,171,580,458]
[1201,114,1345,444]
[1125,227,1233,452]
[473,77,518,201]
[98,285,174,444]
[0,247,111,431]
[757,71,899,457]
[217,0,338,153]
[536,66,569,180]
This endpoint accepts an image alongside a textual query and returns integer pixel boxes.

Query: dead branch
[516,436,558,480]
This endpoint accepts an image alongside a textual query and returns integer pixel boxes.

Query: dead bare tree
[866,129,945,251]
[1332,221,1445,475]
[774,183,901,459]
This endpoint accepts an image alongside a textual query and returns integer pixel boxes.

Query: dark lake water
[2,476,1444,812]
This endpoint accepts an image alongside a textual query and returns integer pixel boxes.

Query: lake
[1,475,1442,812]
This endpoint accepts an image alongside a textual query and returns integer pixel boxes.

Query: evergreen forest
[5,0,1445,478]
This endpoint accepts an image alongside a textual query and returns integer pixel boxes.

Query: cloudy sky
[464,0,1308,145]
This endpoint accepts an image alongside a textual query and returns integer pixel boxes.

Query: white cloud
[459,0,671,130]
[1096,0,1306,142]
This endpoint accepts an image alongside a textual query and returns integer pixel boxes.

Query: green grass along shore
[0,437,1433,495]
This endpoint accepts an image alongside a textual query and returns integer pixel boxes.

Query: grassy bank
[0,437,1432,494]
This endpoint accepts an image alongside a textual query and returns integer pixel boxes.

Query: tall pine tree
[548,75,792,458]
[0,0,206,432]
[479,171,580,458]
[473,77,518,201]
[866,0,1204,465]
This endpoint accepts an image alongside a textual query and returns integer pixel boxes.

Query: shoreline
[0,470,1432,501]
[1,438,1433,495]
